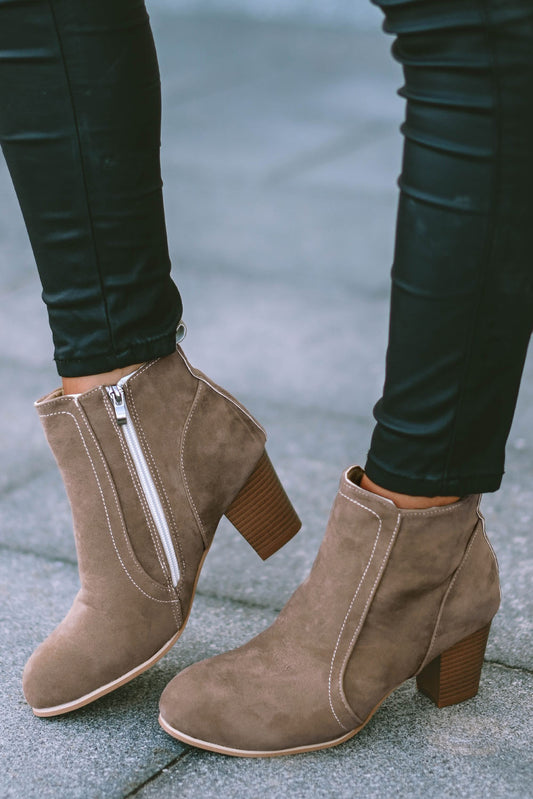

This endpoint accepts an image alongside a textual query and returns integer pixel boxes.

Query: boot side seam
[417,523,479,672]
[177,348,266,437]
[179,364,267,538]
[328,492,401,729]
[180,382,209,547]
[476,497,502,608]
[338,495,401,722]
[35,393,77,406]
[40,409,180,606]
[102,395,182,625]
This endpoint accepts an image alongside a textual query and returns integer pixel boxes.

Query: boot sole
[157,699,385,758]
[31,547,211,718]
[158,624,492,756]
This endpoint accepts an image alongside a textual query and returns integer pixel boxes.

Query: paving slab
[0,359,57,495]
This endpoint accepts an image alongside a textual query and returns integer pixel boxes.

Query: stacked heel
[416,623,491,708]
[225,451,301,560]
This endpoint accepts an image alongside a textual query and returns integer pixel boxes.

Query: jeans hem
[363,455,503,496]
[54,332,177,377]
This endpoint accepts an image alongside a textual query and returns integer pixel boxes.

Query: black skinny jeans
[0,0,532,497]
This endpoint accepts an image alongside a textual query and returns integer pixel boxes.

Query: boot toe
[23,599,178,715]
[159,658,243,749]
[22,635,82,712]
[159,640,348,754]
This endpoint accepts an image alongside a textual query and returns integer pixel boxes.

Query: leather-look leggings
[365,0,533,495]
[0,0,183,377]
[0,0,532,496]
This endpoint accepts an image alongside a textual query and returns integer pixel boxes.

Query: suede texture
[23,348,266,711]
[159,466,500,752]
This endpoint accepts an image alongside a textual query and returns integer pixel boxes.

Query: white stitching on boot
[177,349,266,436]
[77,407,182,613]
[82,399,182,623]
[327,493,383,729]
[327,491,401,728]
[180,382,208,546]
[338,509,401,717]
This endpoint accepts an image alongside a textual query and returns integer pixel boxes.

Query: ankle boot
[22,346,300,716]
[158,465,500,756]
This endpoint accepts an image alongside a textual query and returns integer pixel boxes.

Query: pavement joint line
[0,542,77,567]
[122,748,193,798]
[0,542,284,611]
[263,119,396,185]
[484,658,533,677]
[194,586,284,614]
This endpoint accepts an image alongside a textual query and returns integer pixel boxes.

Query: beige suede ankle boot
[22,346,300,717]
[159,465,500,756]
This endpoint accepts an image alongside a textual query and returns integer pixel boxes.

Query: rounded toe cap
[159,662,209,739]
[22,641,68,712]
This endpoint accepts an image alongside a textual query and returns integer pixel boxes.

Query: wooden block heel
[225,451,301,560]
[416,623,491,708]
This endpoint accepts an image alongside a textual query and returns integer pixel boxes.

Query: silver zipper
[106,377,180,587]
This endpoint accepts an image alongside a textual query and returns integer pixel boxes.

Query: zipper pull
[107,385,127,425]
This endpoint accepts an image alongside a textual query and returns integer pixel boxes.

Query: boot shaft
[35,347,266,604]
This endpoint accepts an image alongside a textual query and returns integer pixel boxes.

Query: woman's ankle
[359,473,460,510]
[61,362,144,396]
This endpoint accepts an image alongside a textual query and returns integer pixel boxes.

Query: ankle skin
[359,473,460,509]
[61,362,144,395]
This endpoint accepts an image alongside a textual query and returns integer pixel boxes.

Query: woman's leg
[0,0,182,378]
[364,0,533,499]
[1,1,300,716]
[157,0,531,756]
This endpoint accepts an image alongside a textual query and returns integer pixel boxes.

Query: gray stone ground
[0,10,532,799]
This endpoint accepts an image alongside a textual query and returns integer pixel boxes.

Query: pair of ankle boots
[22,346,500,757]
